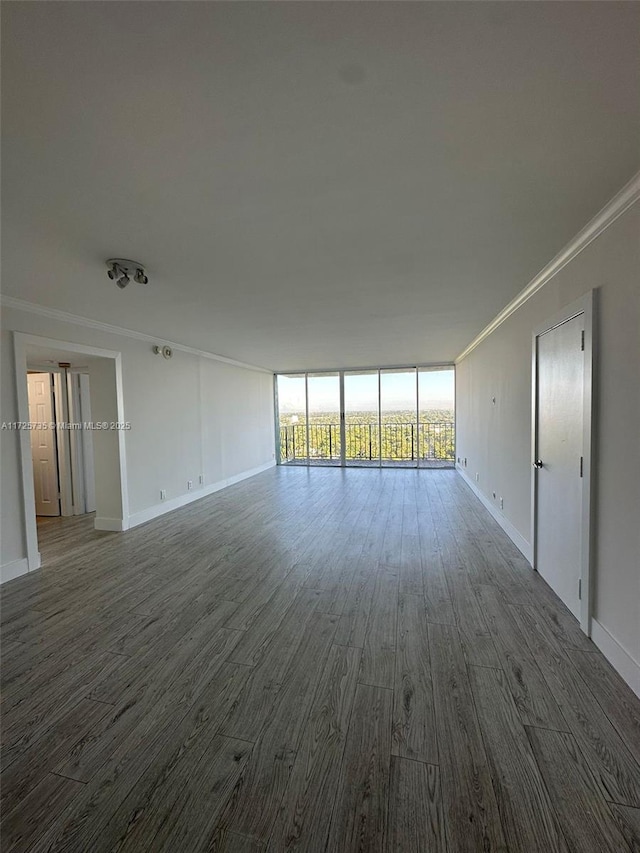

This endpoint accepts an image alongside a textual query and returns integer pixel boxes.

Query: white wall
[87,358,124,526]
[456,202,640,690]
[0,304,275,575]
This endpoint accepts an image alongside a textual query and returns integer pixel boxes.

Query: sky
[278,369,455,413]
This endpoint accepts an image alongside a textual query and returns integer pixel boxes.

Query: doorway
[26,368,97,518]
[532,292,595,634]
[14,333,129,574]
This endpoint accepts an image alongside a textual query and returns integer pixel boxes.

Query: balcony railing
[279,422,455,465]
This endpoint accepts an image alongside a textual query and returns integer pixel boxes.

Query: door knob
[533,459,543,469]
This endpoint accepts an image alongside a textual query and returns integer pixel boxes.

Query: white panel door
[27,373,61,517]
[535,314,584,618]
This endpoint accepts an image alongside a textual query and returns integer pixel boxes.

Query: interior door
[27,373,61,516]
[535,313,584,618]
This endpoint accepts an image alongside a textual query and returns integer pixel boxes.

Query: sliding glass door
[380,368,418,467]
[276,366,455,468]
[344,370,380,466]
[307,373,341,465]
[417,367,455,468]
[277,374,307,464]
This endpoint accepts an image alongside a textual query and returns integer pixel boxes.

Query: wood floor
[2,468,639,852]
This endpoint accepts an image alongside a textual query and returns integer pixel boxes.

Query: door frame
[531,290,596,636]
[14,333,130,573]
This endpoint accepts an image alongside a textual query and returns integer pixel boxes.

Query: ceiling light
[106,258,149,289]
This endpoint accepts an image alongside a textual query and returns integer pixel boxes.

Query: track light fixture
[106,259,149,289]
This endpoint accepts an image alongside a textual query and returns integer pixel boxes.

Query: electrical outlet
[475,472,479,482]
[160,489,166,501]
[199,474,204,485]
[187,480,193,490]
[500,497,504,509]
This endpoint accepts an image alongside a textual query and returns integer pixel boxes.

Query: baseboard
[591,618,640,699]
[1,557,31,584]
[456,466,533,563]
[127,460,276,529]
[94,517,127,532]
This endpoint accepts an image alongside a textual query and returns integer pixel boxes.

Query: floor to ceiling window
[276,366,455,468]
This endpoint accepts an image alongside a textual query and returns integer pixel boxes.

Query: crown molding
[456,170,640,363]
[0,295,272,374]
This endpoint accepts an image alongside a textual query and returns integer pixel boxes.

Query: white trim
[278,361,454,376]
[1,295,272,375]
[456,466,533,563]
[531,292,595,636]
[456,171,640,363]
[1,557,31,585]
[127,461,276,529]
[13,332,129,570]
[52,370,74,517]
[94,517,128,532]
[591,618,640,700]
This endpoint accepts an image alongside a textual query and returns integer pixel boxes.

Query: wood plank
[428,622,507,853]
[99,735,253,852]
[207,829,265,852]
[219,589,324,742]
[0,697,111,815]
[512,604,640,807]
[1,772,85,853]
[90,597,239,705]
[325,683,392,853]
[333,559,378,648]
[474,583,567,731]
[445,570,500,668]
[568,647,640,767]
[218,612,338,841]
[29,662,252,853]
[388,757,446,853]
[526,726,632,853]
[469,664,569,852]
[226,573,312,665]
[392,592,438,764]
[267,644,361,852]
[398,534,424,596]
[419,521,456,626]
[358,567,398,689]
[55,628,246,783]
[1,650,125,770]
[608,803,640,853]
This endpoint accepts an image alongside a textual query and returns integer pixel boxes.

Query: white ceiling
[26,345,102,372]
[3,1,639,371]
